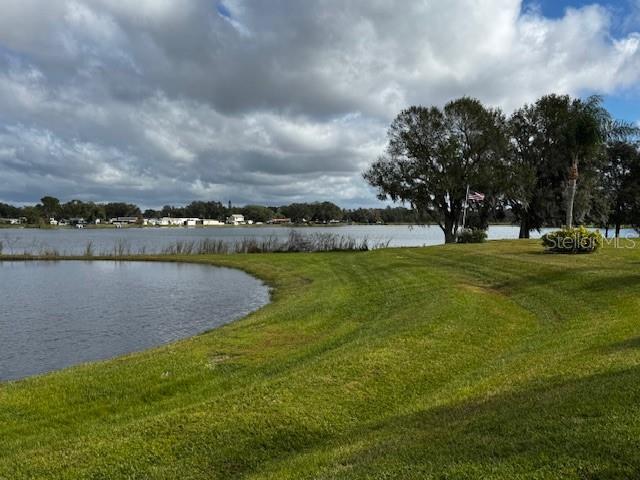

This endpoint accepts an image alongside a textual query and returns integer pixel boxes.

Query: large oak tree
[364,97,507,243]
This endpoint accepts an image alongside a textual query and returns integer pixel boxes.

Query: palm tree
[565,96,638,228]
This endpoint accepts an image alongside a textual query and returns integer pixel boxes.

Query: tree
[563,96,605,228]
[22,206,43,225]
[103,202,141,219]
[506,94,632,236]
[40,196,61,219]
[241,205,274,223]
[184,201,227,220]
[562,96,638,227]
[364,97,508,243]
[279,203,312,223]
[0,202,21,219]
[311,202,342,222]
[601,141,640,237]
[61,199,87,219]
[506,101,550,238]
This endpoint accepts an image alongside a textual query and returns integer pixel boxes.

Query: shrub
[541,226,603,254]
[457,228,487,244]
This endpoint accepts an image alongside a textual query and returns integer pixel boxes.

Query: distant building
[49,218,59,225]
[268,218,292,224]
[202,219,224,226]
[69,217,86,225]
[157,217,201,226]
[226,214,245,225]
[110,217,138,224]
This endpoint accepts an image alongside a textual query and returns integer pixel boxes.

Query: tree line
[0,197,420,225]
[365,94,640,243]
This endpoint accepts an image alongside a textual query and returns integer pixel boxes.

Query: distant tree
[22,206,42,225]
[241,205,274,223]
[182,201,226,219]
[0,202,22,219]
[103,202,141,219]
[312,202,343,222]
[364,97,508,243]
[279,203,313,223]
[85,203,106,222]
[61,199,86,219]
[345,208,380,224]
[40,196,61,219]
[160,205,185,218]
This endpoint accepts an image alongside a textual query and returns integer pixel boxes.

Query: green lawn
[2,240,640,479]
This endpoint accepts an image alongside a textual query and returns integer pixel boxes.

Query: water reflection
[0,261,269,381]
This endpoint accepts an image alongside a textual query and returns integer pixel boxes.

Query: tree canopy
[364,97,508,243]
[366,94,640,241]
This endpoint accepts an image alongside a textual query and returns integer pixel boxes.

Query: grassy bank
[1,241,640,478]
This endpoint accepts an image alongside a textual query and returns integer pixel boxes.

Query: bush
[541,226,603,254]
[457,228,487,244]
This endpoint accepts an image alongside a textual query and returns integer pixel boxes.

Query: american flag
[468,191,485,202]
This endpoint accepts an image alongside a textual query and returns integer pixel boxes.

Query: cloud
[0,0,639,207]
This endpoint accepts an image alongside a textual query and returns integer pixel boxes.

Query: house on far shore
[0,218,23,225]
[226,214,245,225]
[268,218,292,225]
[202,219,224,226]
[49,218,59,226]
[110,217,138,225]
[155,217,202,226]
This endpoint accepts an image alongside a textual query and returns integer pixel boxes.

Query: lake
[0,261,270,381]
[2,224,635,256]
[0,225,637,256]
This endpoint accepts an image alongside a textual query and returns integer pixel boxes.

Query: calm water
[0,261,269,381]
[3,224,633,255]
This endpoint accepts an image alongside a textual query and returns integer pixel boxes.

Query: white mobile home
[226,214,245,225]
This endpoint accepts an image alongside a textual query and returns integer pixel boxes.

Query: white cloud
[0,0,639,206]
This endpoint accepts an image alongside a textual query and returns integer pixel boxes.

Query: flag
[468,191,485,202]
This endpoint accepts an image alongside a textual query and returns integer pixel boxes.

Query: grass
[2,240,640,479]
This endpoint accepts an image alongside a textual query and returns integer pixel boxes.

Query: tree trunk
[566,157,578,228]
[443,217,457,243]
[519,217,530,239]
[615,223,621,238]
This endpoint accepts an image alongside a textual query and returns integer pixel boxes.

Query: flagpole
[462,184,470,230]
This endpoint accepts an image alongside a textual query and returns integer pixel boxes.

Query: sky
[0,0,639,209]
